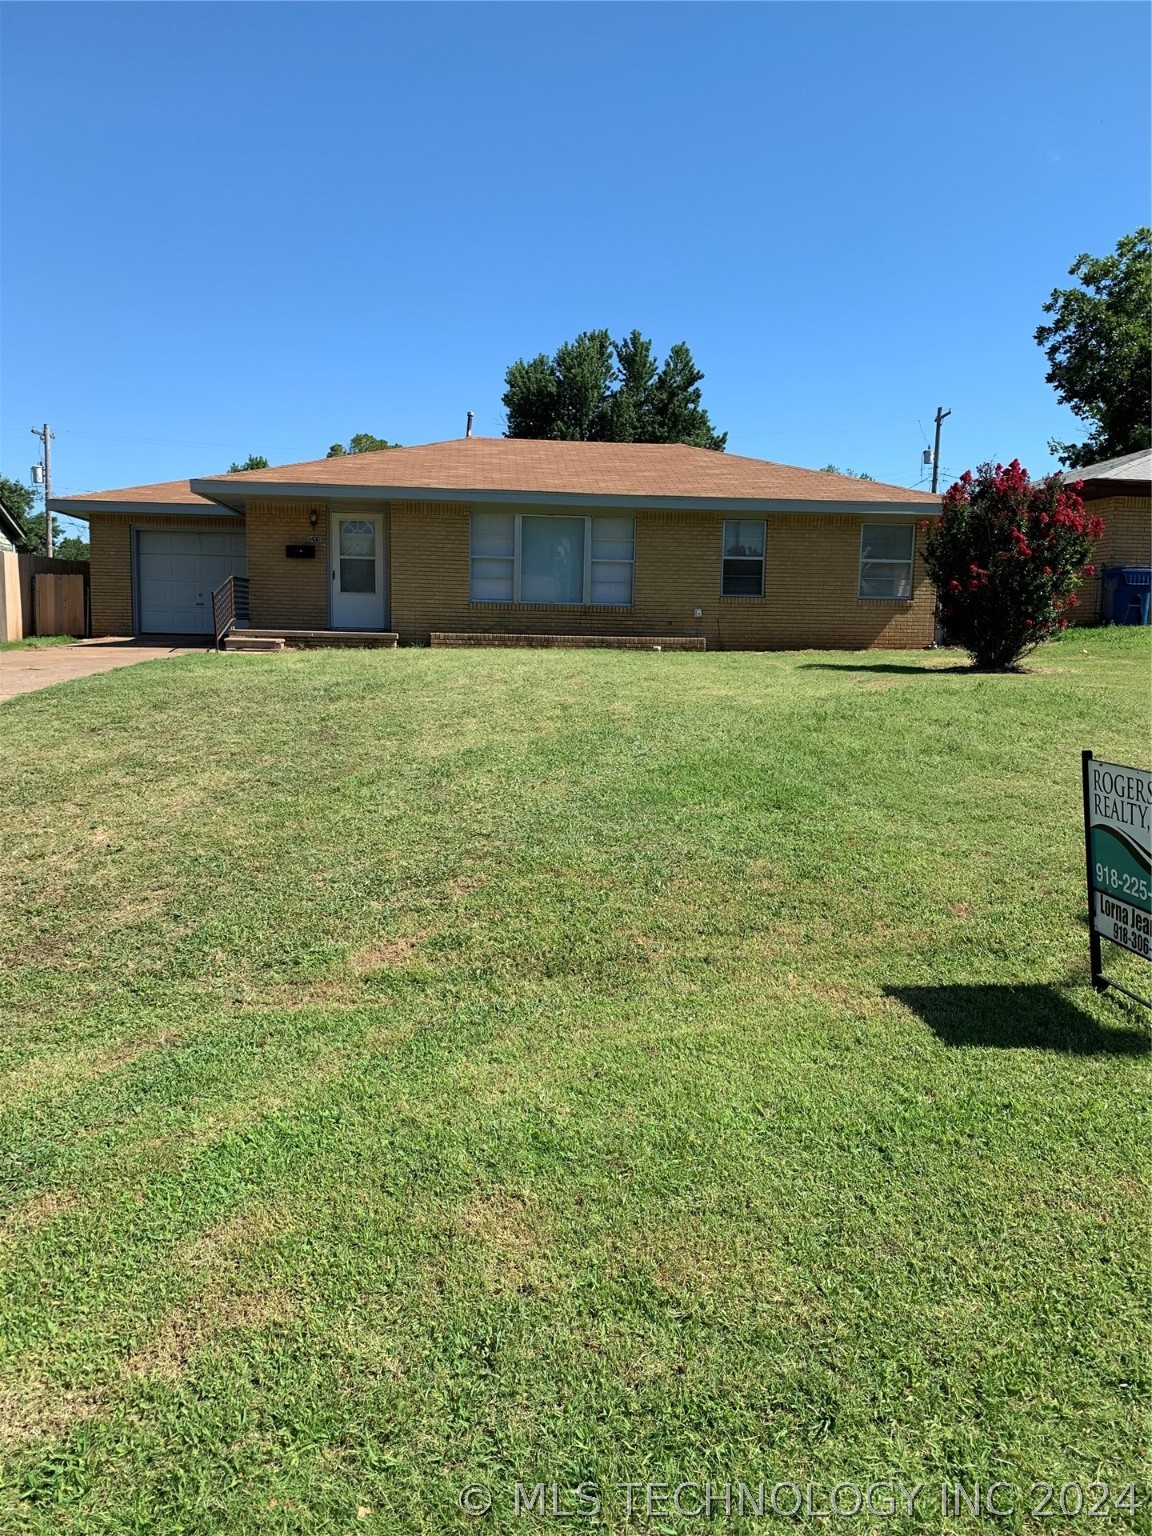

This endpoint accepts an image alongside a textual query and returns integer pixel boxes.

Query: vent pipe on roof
[466,411,474,439]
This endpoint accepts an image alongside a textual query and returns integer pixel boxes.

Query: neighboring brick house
[1063,448,1152,622]
[0,499,25,554]
[49,438,943,650]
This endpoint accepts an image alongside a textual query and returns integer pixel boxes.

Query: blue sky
[2,2,1148,540]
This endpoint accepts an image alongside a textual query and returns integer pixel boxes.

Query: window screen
[469,512,634,605]
[590,516,634,605]
[859,524,914,599]
[722,519,766,596]
[470,512,515,601]
[520,516,585,604]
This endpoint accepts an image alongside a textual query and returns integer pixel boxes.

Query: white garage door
[137,530,247,635]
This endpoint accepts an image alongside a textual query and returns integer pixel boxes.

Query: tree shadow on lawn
[799,662,972,675]
[887,983,1149,1056]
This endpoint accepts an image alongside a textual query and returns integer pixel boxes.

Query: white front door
[330,513,386,629]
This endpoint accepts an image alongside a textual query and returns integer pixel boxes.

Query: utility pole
[31,423,54,555]
[930,406,951,495]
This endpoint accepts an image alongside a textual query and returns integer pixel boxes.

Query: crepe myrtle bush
[921,460,1104,670]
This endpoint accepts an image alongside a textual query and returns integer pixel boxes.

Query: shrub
[922,460,1103,670]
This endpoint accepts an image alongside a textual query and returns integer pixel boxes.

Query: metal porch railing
[211,574,249,651]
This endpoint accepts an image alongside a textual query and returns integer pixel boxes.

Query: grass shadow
[799,661,973,675]
[887,983,1149,1056]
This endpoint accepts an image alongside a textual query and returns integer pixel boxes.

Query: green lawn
[0,635,76,652]
[0,631,1148,1535]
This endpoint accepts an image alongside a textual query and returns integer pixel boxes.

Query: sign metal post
[1081,749,1151,1008]
[1082,751,1106,991]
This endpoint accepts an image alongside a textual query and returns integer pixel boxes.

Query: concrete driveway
[1,637,210,702]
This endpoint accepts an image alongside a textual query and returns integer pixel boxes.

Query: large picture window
[470,512,634,606]
[859,524,915,599]
[722,519,766,596]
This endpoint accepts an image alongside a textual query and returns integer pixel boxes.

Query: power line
[1,426,302,452]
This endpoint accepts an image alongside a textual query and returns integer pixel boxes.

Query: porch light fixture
[309,507,320,529]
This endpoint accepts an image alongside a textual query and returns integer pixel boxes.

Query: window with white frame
[859,523,915,599]
[721,519,766,596]
[469,511,634,606]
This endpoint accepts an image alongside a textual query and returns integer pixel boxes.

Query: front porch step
[242,629,399,649]
[225,635,285,653]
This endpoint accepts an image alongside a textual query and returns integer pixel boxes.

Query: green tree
[649,341,727,450]
[227,454,269,472]
[820,464,876,481]
[1,475,90,558]
[503,331,616,442]
[0,474,46,553]
[1035,228,1151,468]
[1,474,36,533]
[502,331,727,449]
[607,329,659,441]
[51,532,90,561]
[326,433,401,458]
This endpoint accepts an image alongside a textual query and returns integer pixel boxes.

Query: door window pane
[520,516,585,604]
[341,559,376,593]
[340,520,376,558]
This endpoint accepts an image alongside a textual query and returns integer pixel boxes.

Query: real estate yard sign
[1082,751,1151,1002]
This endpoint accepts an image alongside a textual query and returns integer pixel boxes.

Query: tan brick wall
[94,499,938,649]
[389,501,936,650]
[245,500,329,629]
[89,517,133,635]
[88,512,245,636]
[1079,494,1151,622]
[431,632,706,651]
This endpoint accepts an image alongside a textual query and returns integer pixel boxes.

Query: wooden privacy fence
[0,551,89,640]
[34,573,86,638]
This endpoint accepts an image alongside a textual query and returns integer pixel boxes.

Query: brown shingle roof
[50,477,221,511]
[1060,446,1151,485]
[51,439,940,515]
[193,437,938,506]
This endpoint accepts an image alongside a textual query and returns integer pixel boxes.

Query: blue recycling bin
[1102,566,1151,626]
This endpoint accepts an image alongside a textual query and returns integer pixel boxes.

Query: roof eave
[0,501,26,546]
[189,478,938,516]
[45,499,240,521]
[1075,478,1151,502]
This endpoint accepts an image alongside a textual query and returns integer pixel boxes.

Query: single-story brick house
[1062,447,1151,622]
[49,438,945,650]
